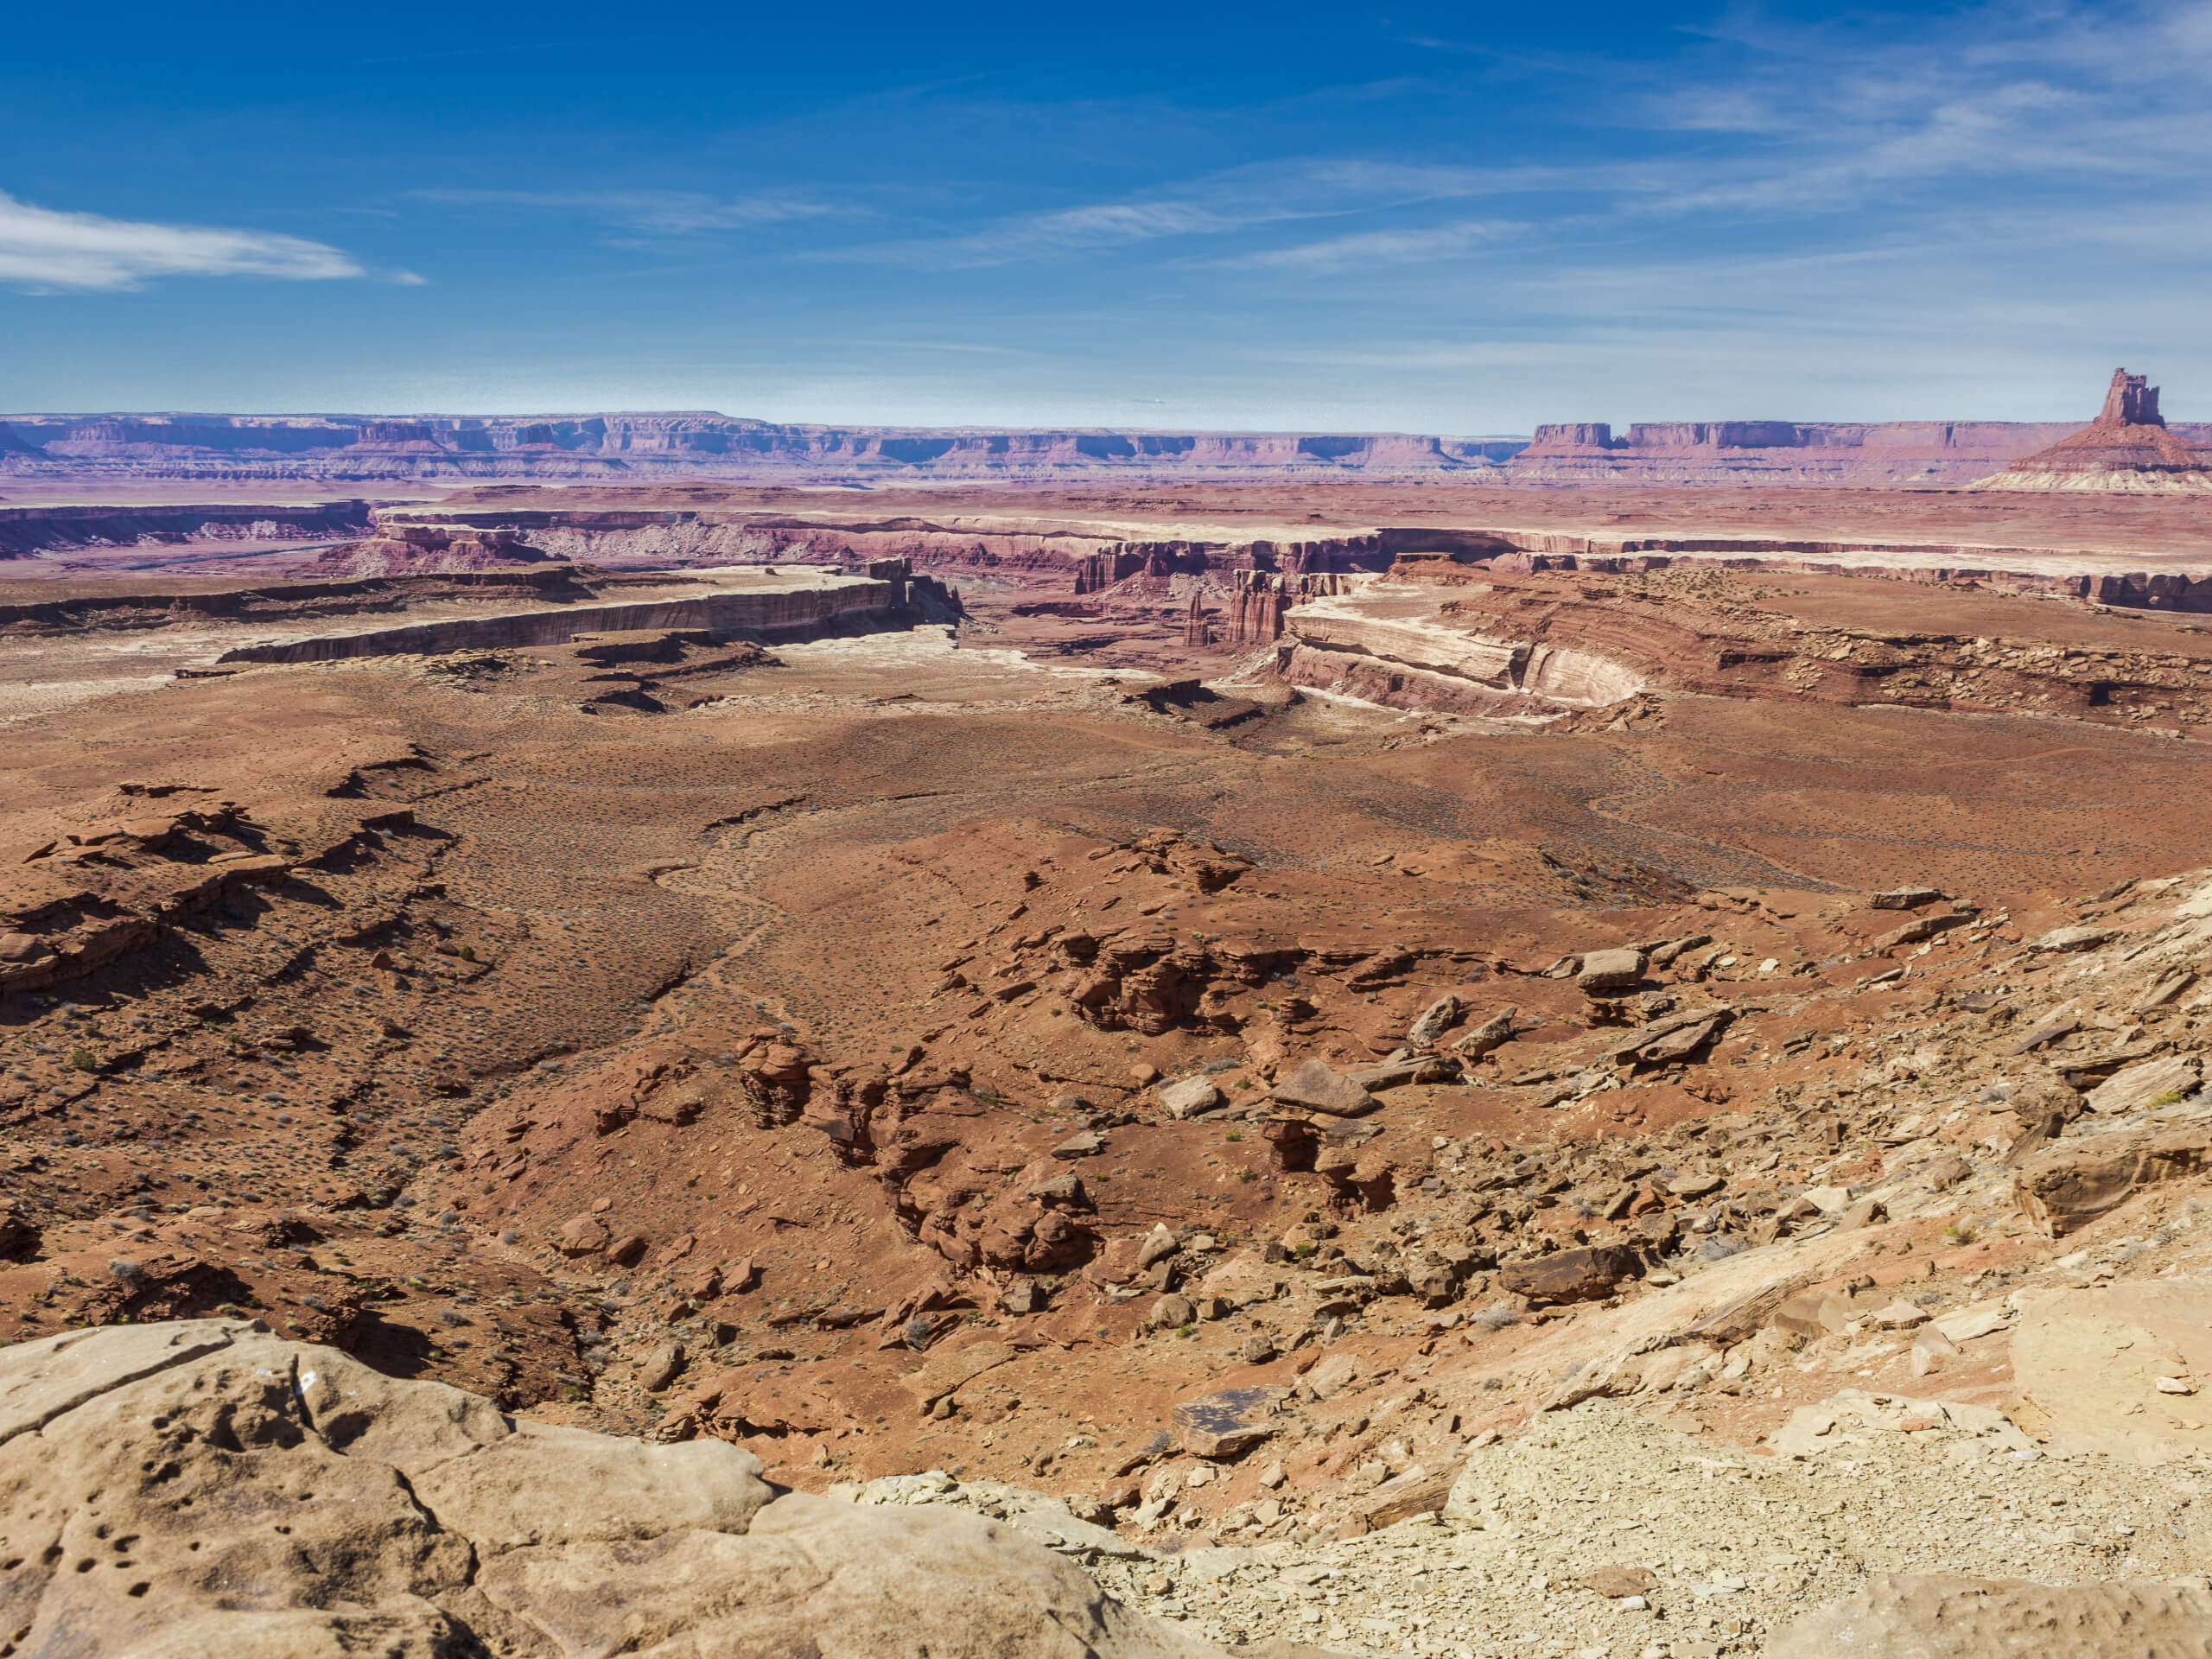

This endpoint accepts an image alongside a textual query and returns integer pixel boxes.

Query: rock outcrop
[1974,369,2212,493]
[0,1319,1227,1659]
[0,499,372,561]
[1306,561,2212,728]
[213,571,919,664]
[314,524,563,578]
[1270,588,1647,719]
[1767,1573,2212,1658]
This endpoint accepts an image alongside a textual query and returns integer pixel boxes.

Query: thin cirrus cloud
[0,190,376,293]
[825,160,1511,269]
[414,188,843,236]
[1215,219,1526,273]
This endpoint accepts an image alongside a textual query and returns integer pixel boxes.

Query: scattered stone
[1303,1355,1361,1400]
[2013,1124,2212,1236]
[1869,887,1945,910]
[1910,1324,1961,1376]
[1150,1294,1196,1331]
[2029,924,2120,953]
[639,1338,687,1391]
[1172,1387,1282,1459]
[1452,1009,1516,1059]
[559,1213,611,1256]
[1138,1225,1181,1269]
[1405,995,1459,1048]
[1160,1075,1224,1119]
[1350,1057,1451,1092]
[1576,948,1646,994]
[1498,1244,1640,1305]
[1269,1058,1380,1119]
[2085,1054,2201,1115]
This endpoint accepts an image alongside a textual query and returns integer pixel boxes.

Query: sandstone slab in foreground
[1766,1573,2212,1658]
[0,1319,1228,1659]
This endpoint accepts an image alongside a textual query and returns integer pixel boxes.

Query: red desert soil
[3,485,2211,1555]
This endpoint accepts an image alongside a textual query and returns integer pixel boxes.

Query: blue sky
[4,1,2209,429]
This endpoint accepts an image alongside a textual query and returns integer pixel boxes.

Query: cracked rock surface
[0,1319,1229,1659]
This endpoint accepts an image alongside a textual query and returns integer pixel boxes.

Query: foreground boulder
[2011,1281,2212,1463]
[2012,1122,2212,1236]
[1766,1573,2212,1657]
[0,1319,1226,1658]
[1497,1243,1641,1304]
[1268,1058,1378,1118]
[1573,947,1644,994]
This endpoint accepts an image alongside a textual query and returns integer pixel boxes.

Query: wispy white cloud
[416,188,842,235]
[835,0,2212,292]
[0,191,366,292]
[1624,0,2212,213]
[1214,218,1524,272]
[825,160,1516,269]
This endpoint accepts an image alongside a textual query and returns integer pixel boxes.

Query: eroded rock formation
[0,499,372,561]
[1974,368,2212,493]
[315,523,563,578]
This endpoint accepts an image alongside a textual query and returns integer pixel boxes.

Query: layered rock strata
[1298,565,2212,730]
[0,413,1522,484]
[23,408,2212,487]
[0,566,592,639]
[1271,588,1647,717]
[313,522,563,578]
[1505,420,2088,486]
[0,499,372,560]
[213,571,941,665]
[359,499,2212,617]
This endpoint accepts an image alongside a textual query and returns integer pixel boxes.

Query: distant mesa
[0,413,1527,483]
[9,394,2212,489]
[1494,415,2120,487]
[1971,369,2212,493]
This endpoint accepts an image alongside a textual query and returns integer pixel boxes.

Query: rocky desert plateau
[6,372,2212,1659]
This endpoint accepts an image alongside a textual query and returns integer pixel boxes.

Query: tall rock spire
[2096,368,2163,428]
